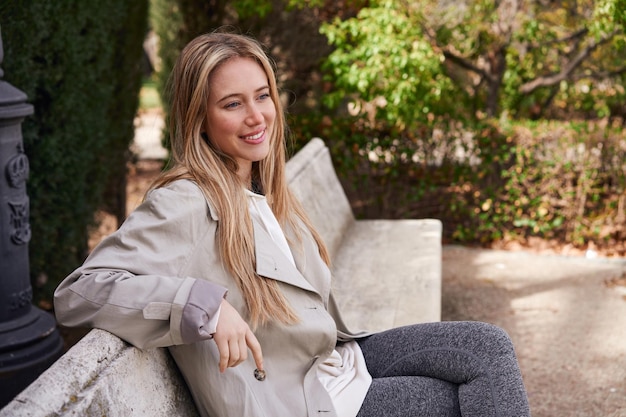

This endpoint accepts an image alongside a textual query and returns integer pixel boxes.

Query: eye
[258,91,271,101]
[224,101,241,109]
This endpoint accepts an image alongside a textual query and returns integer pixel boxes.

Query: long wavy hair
[150,31,330,328]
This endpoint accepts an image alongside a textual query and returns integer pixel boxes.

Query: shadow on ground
[442,245,626,417]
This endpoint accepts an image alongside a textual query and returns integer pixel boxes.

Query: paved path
[131,110,168,161]
[442,245,626,417]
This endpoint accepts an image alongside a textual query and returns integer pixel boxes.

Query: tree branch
[526,28,588,51]
[519,29,621,94]
[442,50,497,84]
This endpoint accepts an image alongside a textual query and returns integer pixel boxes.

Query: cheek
[265,105,277,125]
[207,114,239,139]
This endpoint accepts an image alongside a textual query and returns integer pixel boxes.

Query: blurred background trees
[321,0,626,124]
[311,0,626,250]
[0,0,624,303]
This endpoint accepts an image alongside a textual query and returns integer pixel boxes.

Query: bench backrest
[286,138,354,260]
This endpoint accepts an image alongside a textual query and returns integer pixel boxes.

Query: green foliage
[449,119,626,248]
[321,0,462,130]
[2,0,148,300]
[320,0,626,123]
[231,0,274,19]
[290,112,626,252]
[231,0,327,19]
[616,0,626,26]
[150,0,185,111]
[503,0,626,119]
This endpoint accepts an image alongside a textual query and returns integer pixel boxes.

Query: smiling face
[204,57,276,184]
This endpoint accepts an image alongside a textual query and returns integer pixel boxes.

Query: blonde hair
[151,30,330,328]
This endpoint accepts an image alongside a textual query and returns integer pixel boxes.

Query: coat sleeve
[54,180,227,349]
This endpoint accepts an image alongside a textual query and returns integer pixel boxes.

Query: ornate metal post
[0,29,63,408]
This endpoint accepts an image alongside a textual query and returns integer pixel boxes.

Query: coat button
[254,368,266,381]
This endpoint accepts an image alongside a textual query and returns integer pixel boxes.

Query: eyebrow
[216,85,270,104]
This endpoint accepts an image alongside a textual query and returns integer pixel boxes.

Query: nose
[246,104,264,125]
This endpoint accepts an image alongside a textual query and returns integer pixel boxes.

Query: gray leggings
[356,321,531,417]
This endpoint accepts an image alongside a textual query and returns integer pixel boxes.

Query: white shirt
[246,190,372,417]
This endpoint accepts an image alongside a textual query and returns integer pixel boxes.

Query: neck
[237,164,252,188]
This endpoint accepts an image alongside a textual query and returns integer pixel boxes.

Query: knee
[465,321,516,356]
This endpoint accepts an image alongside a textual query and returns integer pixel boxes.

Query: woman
[54,30,531,417]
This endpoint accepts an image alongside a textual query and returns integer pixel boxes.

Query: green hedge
[1,1,148,301]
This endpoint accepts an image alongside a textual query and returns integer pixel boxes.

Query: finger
[216,338,230,373]
[236,337,248,366]
[228,339,241,368]
[246,329,264,371]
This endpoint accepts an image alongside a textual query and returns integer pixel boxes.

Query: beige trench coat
[54,180,366,417]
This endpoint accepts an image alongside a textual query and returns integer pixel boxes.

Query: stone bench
[0,137,442,416]
[286,138,442,332]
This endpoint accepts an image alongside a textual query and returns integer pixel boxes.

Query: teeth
[243,131,264,140]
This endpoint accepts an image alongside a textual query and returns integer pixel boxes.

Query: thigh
[356,376,461,417]
[357,321,516,382]
[357,321,530,417]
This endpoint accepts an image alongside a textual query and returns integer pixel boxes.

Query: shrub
[454,119,626,250]
[1,0,148,301]
[290,112,626,254]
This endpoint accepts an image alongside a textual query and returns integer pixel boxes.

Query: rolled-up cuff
[180,279,227,344]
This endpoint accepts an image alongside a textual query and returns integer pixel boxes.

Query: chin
[251,145,271,162]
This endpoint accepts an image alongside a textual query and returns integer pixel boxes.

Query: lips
[241,129,266,144]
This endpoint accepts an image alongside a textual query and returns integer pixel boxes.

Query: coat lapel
[202,189,321,295]
[252,219,319,295]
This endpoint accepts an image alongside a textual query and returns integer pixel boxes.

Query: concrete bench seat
[0,138,442,416]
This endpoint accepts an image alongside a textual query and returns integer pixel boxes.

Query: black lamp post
[0,29,63,408]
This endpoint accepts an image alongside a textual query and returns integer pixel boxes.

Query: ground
[442,245,626,417]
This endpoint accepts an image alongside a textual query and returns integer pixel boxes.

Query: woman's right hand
[213,299,264,374]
